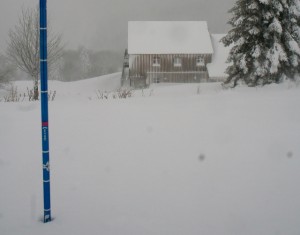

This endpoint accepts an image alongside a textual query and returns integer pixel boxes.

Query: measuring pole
[40,0,51,223]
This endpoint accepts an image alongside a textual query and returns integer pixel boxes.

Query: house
[122,21,228,88]
[206,34,231,82]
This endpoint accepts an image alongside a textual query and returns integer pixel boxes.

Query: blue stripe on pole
[40,0,51,223]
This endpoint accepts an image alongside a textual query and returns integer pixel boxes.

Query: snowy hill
[1,74,300,235]
[0,73,122,102]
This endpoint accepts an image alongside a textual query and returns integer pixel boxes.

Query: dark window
[153,56,161,67]
[196,56,205,66]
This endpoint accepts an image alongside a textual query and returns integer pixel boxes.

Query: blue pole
[40,0,51,223]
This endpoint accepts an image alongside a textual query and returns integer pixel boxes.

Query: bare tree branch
[6,6,64,100]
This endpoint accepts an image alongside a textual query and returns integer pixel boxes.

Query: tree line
[1,47,123,82]
[56,47,122,82]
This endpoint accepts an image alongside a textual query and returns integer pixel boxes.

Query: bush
[95,88,134,100]
[1,85,56,102]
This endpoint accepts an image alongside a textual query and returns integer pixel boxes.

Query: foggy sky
[0,0,235,53]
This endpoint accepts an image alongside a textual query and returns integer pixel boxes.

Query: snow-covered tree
[222,0,300,87]
[79,46,92,79]
[49,57,64,81]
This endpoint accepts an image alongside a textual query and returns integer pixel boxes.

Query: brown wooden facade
[128,54,212,88]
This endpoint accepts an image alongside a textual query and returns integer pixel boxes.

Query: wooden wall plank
[129,53,211,86]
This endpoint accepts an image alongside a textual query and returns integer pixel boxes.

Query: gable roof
[128,21,214,55]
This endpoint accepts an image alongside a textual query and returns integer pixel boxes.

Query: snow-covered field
[1,73,300,235]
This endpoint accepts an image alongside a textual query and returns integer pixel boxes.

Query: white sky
[0,0,235,53]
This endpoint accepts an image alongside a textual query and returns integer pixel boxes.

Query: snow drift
[1,74,300,235]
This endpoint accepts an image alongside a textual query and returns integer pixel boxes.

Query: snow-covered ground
[1,73,300,235]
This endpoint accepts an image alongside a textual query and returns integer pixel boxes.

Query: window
[153,56,161,67]
[173,57,182,67]
[196,56,205,66]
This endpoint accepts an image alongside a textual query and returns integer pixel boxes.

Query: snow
[128,21,213,54]
[47,73,121,102]
[1,74,300,235]
[269,18,283,34]
[259,0,270,4]
[288,39,300,55]
[207,34,231,79]
[267,43,289,74]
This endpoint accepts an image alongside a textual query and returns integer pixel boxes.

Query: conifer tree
[222,0,300,87]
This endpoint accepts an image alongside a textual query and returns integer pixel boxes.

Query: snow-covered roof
[207,34,231,78]
[128,21,214,54]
